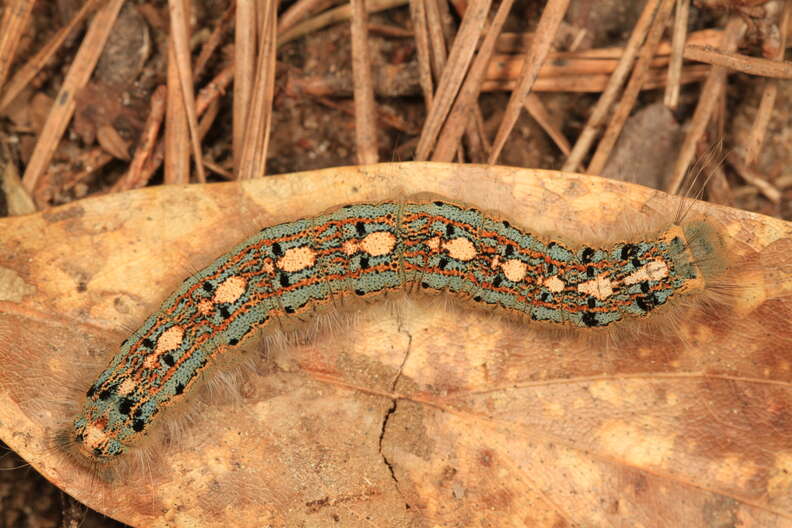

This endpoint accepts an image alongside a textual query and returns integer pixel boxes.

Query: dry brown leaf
[0,163,791,527]
[96,125,131,161]
[0,144,35,215]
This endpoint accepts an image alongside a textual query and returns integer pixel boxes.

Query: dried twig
[21,0,125,199]
[0,0,35,93]
[684,44,792,79]
[0,1,102,113]
[278,0,407,46]
[194,3,235,80]
[587,0,675,175]
[367,22,412,37]
[482,65,709,93]
[415,0,493,160]
[238,0,279,179]
[698,143,732,206]
[409,0,434,110]
[165,39,190,185]
[743,0,791,165]
[562,0,663,172]
[498,27,721,57]
[431,0,515,161]
[0,143,35,215]
[169,0,206,183]
[425,0,449,79]
[524,93,571,156]
[290,59,709,97]
[727,152,781,204]
[433,0,456,45]
[463,110,489,162]
[197,64,235,115]
[664,0,689,109]
[198,98,220,139]
[278,0,338,33]
[350,0,379,164]
[667,17,745,195]
[114,85,167,191]
[486,52,672,80]
[131,65,234,189]
[234,0,257,173]
[488,0,571,164]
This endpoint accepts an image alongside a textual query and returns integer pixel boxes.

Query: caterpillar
[66,194,725,465]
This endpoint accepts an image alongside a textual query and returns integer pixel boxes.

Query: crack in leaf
[379,399,399,484]
[377,319,413,508]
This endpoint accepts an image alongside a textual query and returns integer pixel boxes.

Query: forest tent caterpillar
[64,194,726,466]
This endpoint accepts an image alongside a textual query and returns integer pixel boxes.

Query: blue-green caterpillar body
[67,197,717,464]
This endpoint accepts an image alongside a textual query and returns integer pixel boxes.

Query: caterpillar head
[71,410,127,461]
[67,379,149,463]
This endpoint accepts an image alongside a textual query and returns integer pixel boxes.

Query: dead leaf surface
[0,162,791,527]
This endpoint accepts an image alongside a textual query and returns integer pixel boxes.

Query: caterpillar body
[69,196,720,464]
